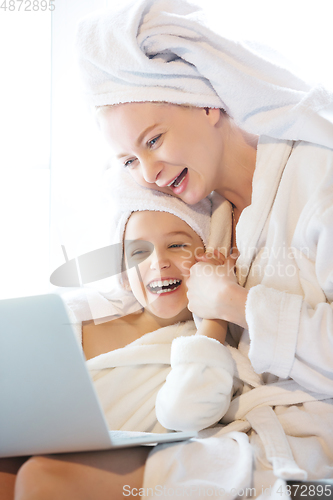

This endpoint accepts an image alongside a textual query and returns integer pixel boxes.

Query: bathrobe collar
[236,137,294,287]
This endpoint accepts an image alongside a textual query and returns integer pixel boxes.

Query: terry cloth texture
[75,0,333,148]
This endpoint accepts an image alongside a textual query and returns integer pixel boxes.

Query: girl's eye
[147,134,161,149]
[124,158,136,168]
[169,243,188,249]
[132,250,148,256]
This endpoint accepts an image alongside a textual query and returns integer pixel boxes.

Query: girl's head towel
[106,166,230,254]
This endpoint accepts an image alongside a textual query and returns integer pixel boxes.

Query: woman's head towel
[76,0,333,148]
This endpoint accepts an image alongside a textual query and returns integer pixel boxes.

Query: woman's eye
[147,135,161,148]
[124,158,136,168]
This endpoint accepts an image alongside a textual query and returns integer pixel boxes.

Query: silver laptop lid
[0,294,111,457]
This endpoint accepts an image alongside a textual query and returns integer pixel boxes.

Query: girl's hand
[186,251,248,329]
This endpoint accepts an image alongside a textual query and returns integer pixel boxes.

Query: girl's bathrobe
[65,293,234,434]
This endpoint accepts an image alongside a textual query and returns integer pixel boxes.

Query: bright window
[0,9,51,300]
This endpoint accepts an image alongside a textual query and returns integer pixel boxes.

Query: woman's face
[98,102,225,205]
[124,211,205,320]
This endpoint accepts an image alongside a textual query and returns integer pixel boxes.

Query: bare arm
[196,318,227,344]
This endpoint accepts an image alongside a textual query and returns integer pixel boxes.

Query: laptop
[0,293,196,458]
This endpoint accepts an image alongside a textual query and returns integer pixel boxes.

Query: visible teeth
[167,170,185,188]
[149,279,180,287]
[173,174,186,188]
[167,177,177,187]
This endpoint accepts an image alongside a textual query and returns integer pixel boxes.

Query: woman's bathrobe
[139,138,333,498]
[64,136,333,497]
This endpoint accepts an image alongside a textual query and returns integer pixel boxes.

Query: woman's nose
[141,157,162,184]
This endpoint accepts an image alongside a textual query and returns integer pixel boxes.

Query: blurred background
[0,0,332,300]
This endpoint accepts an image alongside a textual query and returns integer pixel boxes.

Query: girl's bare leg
[0,457,30,500]
[14,446,150,500]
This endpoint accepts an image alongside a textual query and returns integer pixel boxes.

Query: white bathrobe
[141,138,333,497]
[64,294,234,434]
[239,137,333,394]
[86,321,234,434]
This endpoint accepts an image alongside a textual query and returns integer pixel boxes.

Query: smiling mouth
[147,279,182,294]
[167,168,188,188]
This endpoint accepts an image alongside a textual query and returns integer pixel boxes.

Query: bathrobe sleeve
[155,335,234,432]
[246,200,333,395]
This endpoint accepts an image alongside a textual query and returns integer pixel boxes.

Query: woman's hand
[195,248,226,266]
[186,250,249,329]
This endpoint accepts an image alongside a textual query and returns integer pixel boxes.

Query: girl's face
[124,211,205,320]
[98,102,225,205]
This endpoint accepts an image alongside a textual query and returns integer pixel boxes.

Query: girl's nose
[149,251,170,271]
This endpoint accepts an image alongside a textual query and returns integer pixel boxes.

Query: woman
[5,0,333,498]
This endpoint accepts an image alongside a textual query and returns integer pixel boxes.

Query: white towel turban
[75,0,333,148]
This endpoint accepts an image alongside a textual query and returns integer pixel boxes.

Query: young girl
[64,167,234,434]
